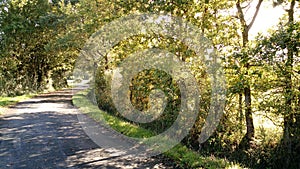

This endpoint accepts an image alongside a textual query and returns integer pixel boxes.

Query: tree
[0,0,76,94]
[235,0,263,146]
[253,0,299,167]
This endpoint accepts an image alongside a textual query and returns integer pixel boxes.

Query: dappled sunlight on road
[0,89,177,168]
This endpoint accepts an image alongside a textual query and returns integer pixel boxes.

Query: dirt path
[0,88,179,169]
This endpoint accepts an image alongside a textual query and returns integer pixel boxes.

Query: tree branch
[236,0,247,29]
[242,0,253,9]
[248,0,263,30]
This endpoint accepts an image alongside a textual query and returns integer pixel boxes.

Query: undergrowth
[72,89,245,169]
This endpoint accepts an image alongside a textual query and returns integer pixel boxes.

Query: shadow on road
[0,89,179,169]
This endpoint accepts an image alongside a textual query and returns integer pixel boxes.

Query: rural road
[0,87,179,169]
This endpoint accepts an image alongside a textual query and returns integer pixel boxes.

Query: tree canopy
[0,0,299,168]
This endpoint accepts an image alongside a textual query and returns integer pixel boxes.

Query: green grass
[73,91,155,138]
[0,94,36,114]
[72,89,246,169]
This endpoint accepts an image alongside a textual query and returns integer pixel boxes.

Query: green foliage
[0,94,35,114]
[0,94,34,107]
[0,0,72,94]
[73,89,245,169]
[129,68,181,133]
[81,1,300,168]
[251,21,300,168]
[1,0,299,168]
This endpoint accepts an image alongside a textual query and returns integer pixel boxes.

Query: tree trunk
[282,52,293,167]
[244,75,254,141]
[236,0,263,146]
[282,0,295,167]
[238,93,243,130]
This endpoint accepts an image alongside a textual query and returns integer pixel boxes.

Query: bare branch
[248,0,264,30]
[242,0,253,9]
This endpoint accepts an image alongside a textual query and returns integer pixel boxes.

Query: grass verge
[0,94,36,115]
[73,89,245,169]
